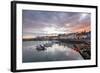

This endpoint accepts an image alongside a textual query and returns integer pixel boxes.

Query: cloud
[22,10,91,37]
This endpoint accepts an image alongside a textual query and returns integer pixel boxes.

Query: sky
[22,10,91,39]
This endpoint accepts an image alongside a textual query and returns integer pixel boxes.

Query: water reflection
[22,40,89,63]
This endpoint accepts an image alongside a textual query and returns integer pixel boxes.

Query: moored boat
[36,45,46,51]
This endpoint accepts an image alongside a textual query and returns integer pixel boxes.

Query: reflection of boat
[36,45,46,51]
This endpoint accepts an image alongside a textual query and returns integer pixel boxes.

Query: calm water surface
[22,40,84,63]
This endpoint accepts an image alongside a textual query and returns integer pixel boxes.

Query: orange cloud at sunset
[71,23,90,33]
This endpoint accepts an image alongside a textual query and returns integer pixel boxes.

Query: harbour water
[22,40,84,63]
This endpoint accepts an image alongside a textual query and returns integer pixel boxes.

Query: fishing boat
[36,45,46,51]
